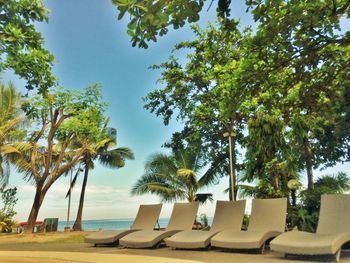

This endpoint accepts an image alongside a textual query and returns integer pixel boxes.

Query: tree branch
[50,135,71,179]
[337,0,350,14]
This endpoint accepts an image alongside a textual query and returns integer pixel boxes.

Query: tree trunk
[231,136,237,200]
[73,164,89,231]
[227,134,237,201]
[25,182,45,233]
[228,174,232,201]
[303,137,314,190]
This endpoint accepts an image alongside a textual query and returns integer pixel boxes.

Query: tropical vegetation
[1,0,56,95]
[139,1,350,230]
[132,144,222,203]
[1,85,110,233]
[0,186,18,233]
[0,82,25,186]
[70,125,134,231]
[0,0,349,235]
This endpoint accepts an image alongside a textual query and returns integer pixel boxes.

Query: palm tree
[131,145,222,203]
[71,127,134,231]
[0,82,24,185]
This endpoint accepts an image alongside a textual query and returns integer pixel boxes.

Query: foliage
[142,1,350,202]
[0,82,25,186]
[287,172,350,232]
[69,122,134,231]
[144,20,254,199]
[131,143,221,203]
[2,84,108,233]
[0,187,18,232]
[241,0,350,189]
[112,0,233,48]
[199,213,208,227]
[0,0,56,94]
[242,112,298,196]
[239,179,286,199]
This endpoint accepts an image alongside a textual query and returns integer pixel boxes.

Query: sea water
[58,217,213,231]
[58,218,170,231]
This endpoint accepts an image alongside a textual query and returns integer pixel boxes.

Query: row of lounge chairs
[85,194,350,262]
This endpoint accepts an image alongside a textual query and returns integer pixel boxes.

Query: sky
[2,0,350,223]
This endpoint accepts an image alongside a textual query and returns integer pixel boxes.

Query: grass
[0,231,91,244]
[46,233,86,244]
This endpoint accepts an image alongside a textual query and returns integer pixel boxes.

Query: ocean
[58,218,169,231]
[57,218,213,231]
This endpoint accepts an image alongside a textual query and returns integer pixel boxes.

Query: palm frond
[133,144,217,203]
[145,153,178,175]
[195,193,213,204]
[197,154,226,188]
[98,147,134,168]
[65,167,81,198]
[131,172,186,202]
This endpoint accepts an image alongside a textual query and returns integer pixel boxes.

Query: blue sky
[3,0,349,222]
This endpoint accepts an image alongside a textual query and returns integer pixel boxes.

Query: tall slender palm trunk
[73,164,89,231]
[303,137,314,190]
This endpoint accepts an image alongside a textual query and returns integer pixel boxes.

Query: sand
[0,251,202,263]
[1,232,350,263]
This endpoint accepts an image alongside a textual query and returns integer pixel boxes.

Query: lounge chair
[119,202,199,248]
[165,200,246,249]
[211,198,287,253]
[85,204,162,246]
[270,194,350,262]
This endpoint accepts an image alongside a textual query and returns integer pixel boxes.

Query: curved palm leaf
[194,193,213,204]
[98,147,134,168]
[132,144,216,203]
[0,82,24,185]
[131,172,187,202]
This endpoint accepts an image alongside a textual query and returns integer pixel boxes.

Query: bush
[287,172,350,232]
[0,187,18,233]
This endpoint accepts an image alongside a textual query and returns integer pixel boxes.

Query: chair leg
[260,243,266,254]
[335,250,341,262]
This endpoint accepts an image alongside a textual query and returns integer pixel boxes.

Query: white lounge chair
[119,202,199,248]
[211,198,287,253]
[165,200,246,249]
[85,204,162,246]
[270,194,350,262]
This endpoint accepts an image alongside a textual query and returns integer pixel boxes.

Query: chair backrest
[248,198,287,232]
[211,200,246,232]
[317,194,350,234]
[131,204,162,230]
[166,202,199,231]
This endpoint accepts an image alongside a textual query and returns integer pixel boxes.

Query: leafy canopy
[112,0,232,48]
[0,0,56,94]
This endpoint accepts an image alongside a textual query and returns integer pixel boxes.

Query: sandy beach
[1,232,350,263]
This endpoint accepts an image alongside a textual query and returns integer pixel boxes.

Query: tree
[0,81,25,186]
[144,20,253,200]
[242,112,298,198]
[70,125,134,231]
[1,85,107,233]
[132,144,221,203]
[0,0,56,94]
[112,0,233,48]
[241,0,350,189]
